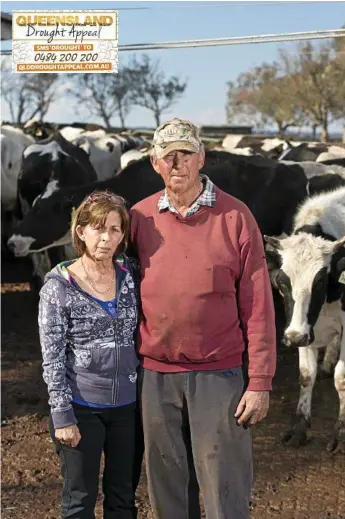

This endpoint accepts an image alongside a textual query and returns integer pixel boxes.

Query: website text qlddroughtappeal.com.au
[17,62,113,71]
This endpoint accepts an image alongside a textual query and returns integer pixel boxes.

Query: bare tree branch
[1,59,35,123]
[68,72,133,129]
[127,54,187,126]
[1,59,62,124]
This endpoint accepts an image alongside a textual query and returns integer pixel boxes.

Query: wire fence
[1,28,345,55]
[120,29,345,48]
[119,29,345,51]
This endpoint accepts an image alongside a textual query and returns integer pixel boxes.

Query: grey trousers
[139,366,253,519]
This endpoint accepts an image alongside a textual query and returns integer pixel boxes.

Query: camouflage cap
[151,118,203,159]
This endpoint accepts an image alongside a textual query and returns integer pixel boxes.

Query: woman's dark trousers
[50,402,143,519]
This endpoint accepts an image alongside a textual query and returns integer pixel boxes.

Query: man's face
[150,149,205,193]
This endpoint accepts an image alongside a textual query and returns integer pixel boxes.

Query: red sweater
[130,187,276,391]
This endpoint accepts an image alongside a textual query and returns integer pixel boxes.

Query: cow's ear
[264,246,282,272]
[268,267,281,291]
[263,235,282,250]
[35,127,43,137]
[332,236,345,253]
[263,245,282,291]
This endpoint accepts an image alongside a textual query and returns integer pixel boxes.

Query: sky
[1,0,345,131]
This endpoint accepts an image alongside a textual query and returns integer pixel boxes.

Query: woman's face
[77,210,124,261]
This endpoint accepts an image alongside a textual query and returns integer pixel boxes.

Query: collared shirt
[157,174,216,218]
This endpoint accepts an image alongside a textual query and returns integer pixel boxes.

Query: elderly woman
[38,191,142,519]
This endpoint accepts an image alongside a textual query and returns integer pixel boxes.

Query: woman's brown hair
[71,190,130,257]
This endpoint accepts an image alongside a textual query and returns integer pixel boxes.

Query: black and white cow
[307,173,345,196]
[119,148,149,170]
[321,157,345,168]
[10,150,345,260]
[112,133,145,155]
[280,161,345,196]
[278,142,345,163]
[23,119,145,175]
[23,118,58,140]
[1,126,35,256]
[70,129,124,180]
[8,152,308,257]
[222,135,293,159]
[70,130,144,179]
[264,187,345,452]
[1,125,34,212]
[13,131,98,283]
[17,131,98,214]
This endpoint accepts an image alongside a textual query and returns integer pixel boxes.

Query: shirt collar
[158,174,216,213]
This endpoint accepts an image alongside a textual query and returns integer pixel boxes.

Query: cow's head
[260,138,290,160]
[18,134,97,210]
[23,119,57,140]
[7,191,77,256]
[264,233,345,347]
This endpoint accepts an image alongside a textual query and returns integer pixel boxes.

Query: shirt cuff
[51,407,77,429]
[247,376,272,391]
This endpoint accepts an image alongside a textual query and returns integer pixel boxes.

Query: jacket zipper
[63,268,131,405]
[112,274,127,405]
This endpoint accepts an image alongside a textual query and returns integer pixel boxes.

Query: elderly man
[130,118,276,519]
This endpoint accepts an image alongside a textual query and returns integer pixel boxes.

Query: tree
[1,59,35,124]
[225,30,345,141]
[127,55,187,126]
[69,72,132,128]
[110,70,133,128]
[23,73,61,121]
[332,27,345,119]
[1,58,61,123]
[226,63,307,136]
[279,40,345,142]
[226,80,264,128]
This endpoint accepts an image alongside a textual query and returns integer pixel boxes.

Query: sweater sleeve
[38,279,77,428]
[237,212,277,391]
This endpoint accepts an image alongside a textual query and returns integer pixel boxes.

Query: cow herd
[1,120,345,452]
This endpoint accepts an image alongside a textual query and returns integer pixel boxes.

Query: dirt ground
[1,257,345,519]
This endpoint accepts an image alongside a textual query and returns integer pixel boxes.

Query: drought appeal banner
[12,10,118,73]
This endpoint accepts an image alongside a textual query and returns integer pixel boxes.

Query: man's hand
[55,424,81,448]
[234,390,270,427]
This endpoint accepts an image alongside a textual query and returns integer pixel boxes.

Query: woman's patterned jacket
[38,254,140,428]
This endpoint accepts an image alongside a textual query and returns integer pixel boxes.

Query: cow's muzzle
[7,235,33,257]
[7,239,17,253]
[283,331,310,348]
